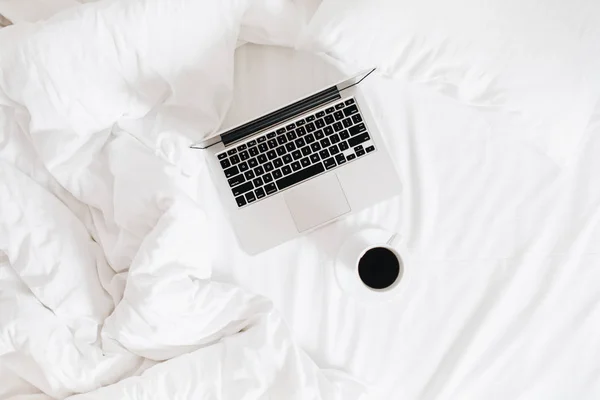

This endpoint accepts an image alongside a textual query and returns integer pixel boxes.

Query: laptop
[191,69,401,254]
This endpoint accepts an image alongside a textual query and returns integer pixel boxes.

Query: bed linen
[299,0,600,166]
[0,1,362,399]
[1,1,600,400]
[205,44,600,399]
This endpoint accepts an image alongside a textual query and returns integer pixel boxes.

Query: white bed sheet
[205,43,600,399]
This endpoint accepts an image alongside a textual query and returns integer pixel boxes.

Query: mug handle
[386,232,401,247]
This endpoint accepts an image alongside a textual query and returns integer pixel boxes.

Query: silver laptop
[191,69,401,254]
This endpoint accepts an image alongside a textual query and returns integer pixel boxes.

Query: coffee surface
[358,247,400,289]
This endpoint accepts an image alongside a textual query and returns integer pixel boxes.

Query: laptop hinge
[221,85,340,146]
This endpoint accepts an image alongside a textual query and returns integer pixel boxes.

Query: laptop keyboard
[217,97,376,208]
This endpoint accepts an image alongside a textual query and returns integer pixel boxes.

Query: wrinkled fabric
[0,1,364,399]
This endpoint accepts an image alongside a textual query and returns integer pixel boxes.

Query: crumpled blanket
[0,0,364,398]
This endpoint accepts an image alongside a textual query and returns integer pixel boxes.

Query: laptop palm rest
[283,173,351,232]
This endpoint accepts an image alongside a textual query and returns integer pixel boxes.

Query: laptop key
[238,144,247,151]
[296,119,305,126]
[286,123,296,131]
[366,145,375,153]
[335,154,346,165]
[238,162,248,172]
[315,119,325,129]
[258,136,267,143]
[282,165,292,175]
[334,111,344,120]
[224,165,239,178]
[311,142,321,152]
[265,183,278,195]
[248,140,257,147]
[320,138,331,147]
[324,126,334,135]
[218,153,227,160]
[352,114,363,124]
[263,173,273,183]
[348,132,370,147]
[258,143,268,153]
[230,155,240,164]
[286,142,296,152]
[253,177,264,187]
[349,123,366,136]
[339,141,349,151]
[272,169,283,180]
[319,149,329,159]
[323,157,336,170]
[277,135,287,145]
[232,181,253,197]
[324,115,334,125]
[343,104,358,116]
[335,103,345,110]
[310,153,320,163]
[356,148,366,157]
[248,158,258,168]
[301,146,311,156]
[345,98,355,105]
[220,159,231,169]
[301,157,311,168]
[292,161,301,171]
[333,122,343,132]
[264,162,274,172]
[315,130,325,140]
[244,170,255,180]
[257,154,267,164]
[276,128,286,135]
[249,147,259,157]
[268,139,278,149]
[276,147,286,156]
[235,196,247,207]
[331,134,340,144]
[266,132,276,139]
[273,158,283,168]
[255,187,266,199]
[305,133,315,144]
[286,131,297,141]
[283,154,293,164]
[276,163,325,191]
[295,138,306,148]
[245,191,256,203]
[340,130,350,140]
[296,127,306,136]
[347,154,356,161]
[343,118,352,128]
[306,115,315,122]
[329,145,339,155]
[292,150,302,160]
[267,150,277,160]
[325,107,335,114]
[316,111,325,118]
[240,151,249,160]
[255,166,265,176]
[227,149,238,156]
[306,122,316,132]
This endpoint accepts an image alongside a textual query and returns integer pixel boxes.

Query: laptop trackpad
[283,173,351,232]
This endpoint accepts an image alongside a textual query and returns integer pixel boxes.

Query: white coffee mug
[335,228,405,302]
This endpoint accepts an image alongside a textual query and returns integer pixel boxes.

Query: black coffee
[358,247,400,289]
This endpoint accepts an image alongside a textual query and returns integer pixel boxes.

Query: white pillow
[300,0,600,164]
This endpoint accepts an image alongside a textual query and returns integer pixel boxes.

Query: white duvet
[0,0,362,398]
[2,0,600,399]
